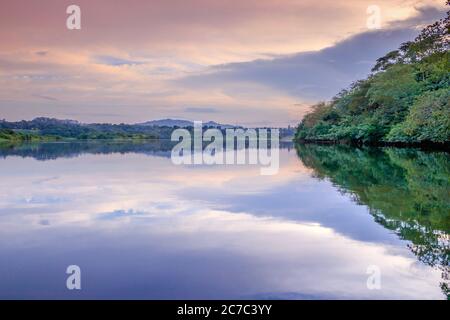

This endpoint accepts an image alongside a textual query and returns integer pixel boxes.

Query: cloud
[184,107,219,114]
[1,0,445,64]
[35,51,48,56]
[94,55,144,66]
[31,94,58,101]
[177,6,446,101]
[0,1,445,126]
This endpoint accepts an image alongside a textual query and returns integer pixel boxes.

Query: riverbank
[0,129,159,143]
[296,139,450,151]
[0,129,60,143]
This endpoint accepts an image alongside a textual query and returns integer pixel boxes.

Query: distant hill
[0,117,164,141]
[0,117,294,142]
[139,118,239,129]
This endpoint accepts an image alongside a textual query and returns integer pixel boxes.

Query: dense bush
[386,89,450,142]
[0,118,162,141]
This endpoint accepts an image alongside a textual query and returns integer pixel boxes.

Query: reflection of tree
[0,140,177,160]
[295,144,450,299]
[0,140,294,161]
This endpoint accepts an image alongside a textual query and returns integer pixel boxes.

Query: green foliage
[367,64,422,123]
[386,88,450,142]
[296,6,450,145]
[0,118,162,141]
[0,128,60,142]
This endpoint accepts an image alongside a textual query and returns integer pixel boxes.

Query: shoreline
[295,139,450,152]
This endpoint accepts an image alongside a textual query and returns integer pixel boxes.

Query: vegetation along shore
[295,7,449,149]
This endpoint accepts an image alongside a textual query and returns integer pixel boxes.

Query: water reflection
[0,141,447,299]
[295,144,450,298]
[0,140,176,160]
[0,140,295,161]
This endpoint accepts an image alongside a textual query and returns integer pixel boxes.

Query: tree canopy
[296,4,449,145]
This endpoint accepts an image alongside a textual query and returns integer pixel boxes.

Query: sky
[0,0,447,127]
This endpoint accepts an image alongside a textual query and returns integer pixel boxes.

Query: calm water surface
[0,141,448,299]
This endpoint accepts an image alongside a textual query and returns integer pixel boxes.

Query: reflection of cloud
[18,195,68,205]
[39,219,50,226]
[98,209,148,220]
[0,150,444,299]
